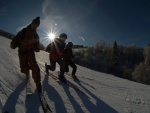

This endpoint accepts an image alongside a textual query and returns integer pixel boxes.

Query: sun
[41,25,59,45]
[48,33,55,40]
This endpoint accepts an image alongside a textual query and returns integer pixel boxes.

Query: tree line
[72,40,150,85]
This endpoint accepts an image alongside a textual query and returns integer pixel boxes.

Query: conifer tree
[111,40,121,76]
[112,40,119,67]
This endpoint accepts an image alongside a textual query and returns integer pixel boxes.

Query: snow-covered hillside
[0,36,150,113]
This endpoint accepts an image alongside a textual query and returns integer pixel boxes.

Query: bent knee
[21,68,29,74]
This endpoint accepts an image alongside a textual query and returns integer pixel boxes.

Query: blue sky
[0,0,150,48]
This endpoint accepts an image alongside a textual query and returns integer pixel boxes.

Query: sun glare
[41,25,59,45]
[48,33,55,40]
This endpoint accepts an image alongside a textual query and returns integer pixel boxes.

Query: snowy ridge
[0,36,150,113]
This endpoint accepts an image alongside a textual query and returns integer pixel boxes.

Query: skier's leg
[57,59,67,82]
[69,61,77,79]
[57,59,65,71]
[50,60,56,71]
[69,61,77,75]
[45,60,56,74]
[18,54,29,76]
[28,52,42,93]
[45,62,51,73]
[65,64,69,72]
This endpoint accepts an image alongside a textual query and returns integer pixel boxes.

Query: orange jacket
[46,38,66,61]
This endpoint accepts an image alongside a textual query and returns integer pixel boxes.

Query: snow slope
[0,36,150,113]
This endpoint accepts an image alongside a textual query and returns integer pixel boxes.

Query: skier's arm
[62,49,67,58]
[70,49,74,58]
[10,31,22,49]
[33,33,40,52]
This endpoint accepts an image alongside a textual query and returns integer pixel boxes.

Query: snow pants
[65,61,77,75]
[18,51,41,90]
[47,58,65,77]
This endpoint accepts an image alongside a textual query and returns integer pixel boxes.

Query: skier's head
[32,16,40,26]
[59,33,67,39]
[30,17,40,30]
[66,42,73,49]
[67,42,73,48]
[58,33,67,42]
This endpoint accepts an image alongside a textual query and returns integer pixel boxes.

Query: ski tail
[49,73,86,95]
[38,93,52,113]
[63,71,95,89]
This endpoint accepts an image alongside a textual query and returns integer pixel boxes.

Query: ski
[64,72,95,89]
[38,92,52,113]
[49,73,86,95]
[40,67,86,95]
[58,71,95,89]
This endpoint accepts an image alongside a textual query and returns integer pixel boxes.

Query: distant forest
[72,40,150,85]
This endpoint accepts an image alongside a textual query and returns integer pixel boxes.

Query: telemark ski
[64,72,95,89]
[40,67,86,95]
[57,71,95,89]
[49,73,86,95]
[25,72,52,112]
[41,68,85,94]
[38,93,52,113]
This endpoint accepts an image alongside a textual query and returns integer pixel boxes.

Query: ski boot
[58,75,67,83]
[72,75,78,80]
[45,62,49,74]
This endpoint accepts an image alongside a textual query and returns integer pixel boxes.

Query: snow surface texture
[0,36,150,113]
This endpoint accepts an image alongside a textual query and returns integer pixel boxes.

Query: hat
[67,42,73,47]
[59,33,67,39]
[32,17,40,26]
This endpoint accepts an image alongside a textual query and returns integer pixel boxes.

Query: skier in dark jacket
[63,42,77,79]
[10,17,42,93]
[45,33,67,82]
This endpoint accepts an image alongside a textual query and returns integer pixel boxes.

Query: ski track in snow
[0,36,150,113]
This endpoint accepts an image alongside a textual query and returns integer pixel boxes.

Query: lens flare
[41,25,59,46]
[48,33,55,40]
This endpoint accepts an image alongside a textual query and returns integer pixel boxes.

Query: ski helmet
[67,42,73,47]
[32,16,40,26]
[59,33,67,39]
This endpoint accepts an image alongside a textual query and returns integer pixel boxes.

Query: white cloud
[42,0,51,16]
[78,36,85,41]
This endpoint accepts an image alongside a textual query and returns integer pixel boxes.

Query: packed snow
[0,36,150,113]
